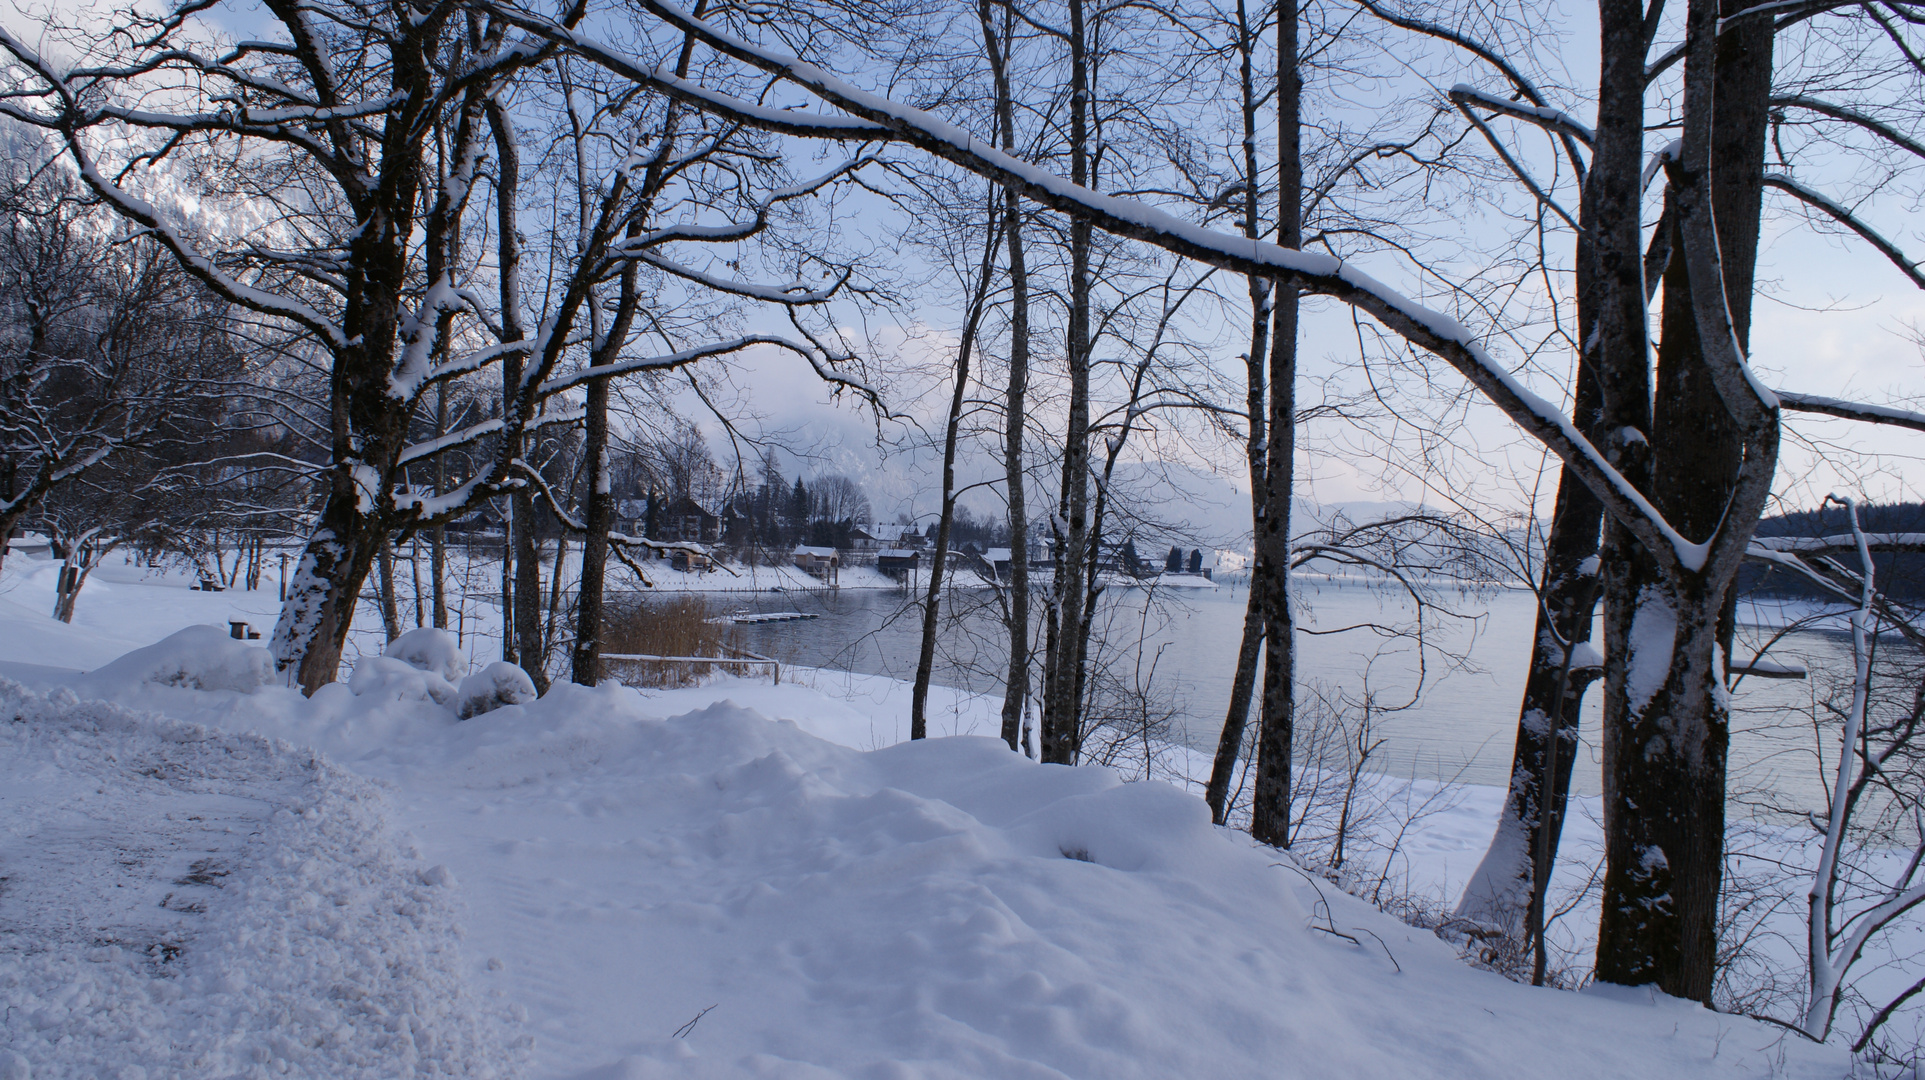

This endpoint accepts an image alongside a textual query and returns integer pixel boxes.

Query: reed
[601,594,744,687]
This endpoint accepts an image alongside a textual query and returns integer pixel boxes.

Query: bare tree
[0,172,235,576]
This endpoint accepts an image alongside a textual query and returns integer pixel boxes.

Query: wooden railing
[601,648,781,685]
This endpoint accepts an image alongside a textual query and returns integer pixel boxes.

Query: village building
[613,498,648,537]
[876,548,920,580]
[792,544,840,585]
[657,496,720,544]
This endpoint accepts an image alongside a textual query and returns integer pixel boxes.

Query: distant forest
[1741,502,1925,601]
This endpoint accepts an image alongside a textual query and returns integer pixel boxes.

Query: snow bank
[0,680,524,1079]
[76,624,277,695]
[0,617,1851,1079]
[123,677,1835,1080]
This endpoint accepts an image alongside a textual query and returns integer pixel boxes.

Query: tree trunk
[912,197,999,739]
[432,383,449,629]
[409,537,424,628]
[1455,461,1604,937]
[271,496,386,693]
[984,0,1032,753]
[544,528,567,662]
[1248,0,1300,848]
[1456,149,1613,939]
[488,97,548,695]
[1039,0,1094,765]
[571,252,645,685]
[1206,0,1273,825]
[1595,0,1776,1001]
[998,200,1034,752]
[573,393,612,685]
[501,510,516,664]
[378,537,402,642]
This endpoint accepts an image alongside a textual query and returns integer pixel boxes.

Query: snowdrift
[0,627,1847,1079]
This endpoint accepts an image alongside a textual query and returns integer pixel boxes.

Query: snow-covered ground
[0,553,1856,1078]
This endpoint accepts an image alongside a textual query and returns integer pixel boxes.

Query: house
[885,524,927,549]
[792,544,840,585]
[849,522,927,553]
[983,547,1012,582]
[876,548,920,580]
[445,505,504,537]
[658,496,720,544]
[613,498,648,536]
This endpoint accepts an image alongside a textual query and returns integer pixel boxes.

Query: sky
[648,0,1925,536]
[5,0,1920,547]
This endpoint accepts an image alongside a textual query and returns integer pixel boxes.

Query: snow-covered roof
[985,548,1012,563]
[793,545,838,558]
[877,548,919,559]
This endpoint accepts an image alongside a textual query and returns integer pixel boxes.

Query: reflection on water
[669,578,1865,803]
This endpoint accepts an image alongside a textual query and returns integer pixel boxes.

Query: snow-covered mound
[1,627,1848,1079]
[0,680,522,1078]
[76,624,276,695]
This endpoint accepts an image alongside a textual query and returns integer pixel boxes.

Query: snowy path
[0,684,522,1078]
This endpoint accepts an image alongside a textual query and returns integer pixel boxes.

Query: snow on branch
[536,335,799,394]
[425,337,537,385]
[635,250,850,305]
[481,6,891,140]
[1763,174,1925,289]
[396,418,505,468]
[1718,0,1842,32]
[1448,84,1594,146]
[1450,93,1583,233]
[0,29,350,349]
[1750,532,1925,555]
[620,154,878,250]
[1772,96,1925,163]
[596,0,1706,574]
[1776,393,1925,432]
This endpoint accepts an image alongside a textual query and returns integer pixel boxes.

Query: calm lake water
[684,576,1854,799]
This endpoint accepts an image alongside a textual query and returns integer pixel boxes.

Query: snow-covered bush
[384,627,468,683]
[350,654,458,706]
[457,661,539,719]
[79,625,277,694]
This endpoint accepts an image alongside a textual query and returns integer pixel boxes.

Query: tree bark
[1206,0,1273,825]
[1248,0,1299,848]
[1595,0,1776,1001]
[1040,0,1094,765]
[378,538,402,642]
[1456,182,1611,942]
[487,96,549,695]
[911,198,998,738]
[984,0,1032,754]
[431,359,449,629]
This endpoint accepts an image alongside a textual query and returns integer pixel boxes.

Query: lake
[676,575,1857,800]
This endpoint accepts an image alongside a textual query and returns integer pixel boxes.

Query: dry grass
[601,594,748,687]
